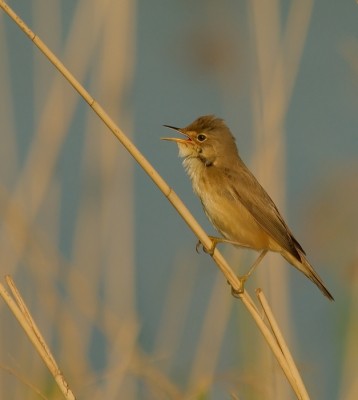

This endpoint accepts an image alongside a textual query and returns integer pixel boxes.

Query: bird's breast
[191,168,272,251]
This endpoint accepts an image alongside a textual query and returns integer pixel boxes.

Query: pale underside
[184,156,283,253]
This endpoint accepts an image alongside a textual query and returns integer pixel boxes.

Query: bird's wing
[223,163,305,261]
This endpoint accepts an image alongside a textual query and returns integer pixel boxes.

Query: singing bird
[161,115,333,301]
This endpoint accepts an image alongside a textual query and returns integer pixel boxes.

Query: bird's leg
[196,236,247,256]
[231,250,268,298]
[240,250,268,282]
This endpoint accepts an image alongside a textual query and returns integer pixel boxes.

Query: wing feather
[223,163,305,261]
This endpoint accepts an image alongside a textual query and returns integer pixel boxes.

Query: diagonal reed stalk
[0,363,48,400]
[0,1,310,398]
[0,276,76,400]
[256,289,310,399]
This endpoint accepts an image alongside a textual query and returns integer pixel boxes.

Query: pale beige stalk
[256,289,310,400]
[0,2,310,398]
[230,392,241,400]
[0,364,48,400]
[0,277,76,400]
[240,293,304,399]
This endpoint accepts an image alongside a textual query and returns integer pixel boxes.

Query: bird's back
[193,156,303,259]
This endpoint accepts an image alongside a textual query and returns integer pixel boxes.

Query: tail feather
[282,249,334,301]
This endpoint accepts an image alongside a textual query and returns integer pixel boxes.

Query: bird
[161,115,334,301]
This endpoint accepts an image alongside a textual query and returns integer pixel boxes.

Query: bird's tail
[282,249,334,301]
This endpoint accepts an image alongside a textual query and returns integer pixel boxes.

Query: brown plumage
[162,115,333,301]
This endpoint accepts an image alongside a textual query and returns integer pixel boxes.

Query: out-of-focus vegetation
[0,1,357,399]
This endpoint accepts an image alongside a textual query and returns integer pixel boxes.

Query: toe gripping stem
[197,238,268,299]
[196,237,217,256]
[228,279,245,298]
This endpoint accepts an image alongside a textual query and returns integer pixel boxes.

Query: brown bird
[161,115,333,301]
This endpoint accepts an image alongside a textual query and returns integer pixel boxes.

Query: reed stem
[0,2,310,398]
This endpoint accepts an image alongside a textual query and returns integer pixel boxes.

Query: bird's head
[161,115,238,167]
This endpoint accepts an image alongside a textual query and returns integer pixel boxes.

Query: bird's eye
[197,134,206,142]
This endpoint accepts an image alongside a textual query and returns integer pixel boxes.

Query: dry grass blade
[0,277,76,400]
[230,392,240,400]
[129,355,185,400]
[256,289,310,400]
[0,1,311,398]
[240,292,304,399]
[0,363,49,400]
[5,276,59,370]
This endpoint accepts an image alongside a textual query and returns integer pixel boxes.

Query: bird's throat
[182,155,208,184]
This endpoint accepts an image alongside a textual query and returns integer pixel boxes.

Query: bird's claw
[196,238,216,255]
[203,245,215,256]
[231,282,245,298]
[227,279,244,298]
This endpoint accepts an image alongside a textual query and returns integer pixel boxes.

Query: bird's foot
[196,236,247,255]
[196,236,220,255]
[227,279,245,298]
[231,283,245,298]
[230,272,249,297]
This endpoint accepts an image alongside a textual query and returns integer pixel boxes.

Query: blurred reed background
[0,0,357,399]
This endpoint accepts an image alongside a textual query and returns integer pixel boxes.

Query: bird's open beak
[161,125,193,143]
